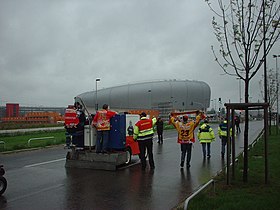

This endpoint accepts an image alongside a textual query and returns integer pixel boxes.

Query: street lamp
[148,89,152,109]
[273,55,280,134]
[95,78,100,111]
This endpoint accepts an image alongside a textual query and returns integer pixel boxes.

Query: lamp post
[95,78,100,111]
[273,55,280,134]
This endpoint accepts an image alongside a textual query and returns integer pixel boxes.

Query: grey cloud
[0,0,277,107]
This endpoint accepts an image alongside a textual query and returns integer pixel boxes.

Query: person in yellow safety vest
[133,112,157,171]
[218,118,232,159]
[170,111,203,169]
[197,118,215,159]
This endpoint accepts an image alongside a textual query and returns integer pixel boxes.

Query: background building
[0,104,65,124]
[6,103,19,118]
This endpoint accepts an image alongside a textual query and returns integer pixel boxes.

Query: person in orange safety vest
[92,104,117,153]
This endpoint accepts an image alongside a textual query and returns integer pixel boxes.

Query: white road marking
[8,184,65,202]
[24,158,66,168]
[119,160,141,169]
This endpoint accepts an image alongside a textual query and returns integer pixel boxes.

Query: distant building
[0,103,65,124]
[1,111,64,124]
[6,103,19,117]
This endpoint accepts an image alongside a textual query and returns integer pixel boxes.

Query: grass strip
[177,126,280,210]
[0,130,66,152]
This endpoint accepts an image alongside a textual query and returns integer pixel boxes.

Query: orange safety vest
[93,109,116,131]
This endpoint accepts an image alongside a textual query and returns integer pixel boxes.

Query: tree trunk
[243,76,250,182]
[269,107,272,135]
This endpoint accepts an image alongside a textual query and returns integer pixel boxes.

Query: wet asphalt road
[0,121,263,210]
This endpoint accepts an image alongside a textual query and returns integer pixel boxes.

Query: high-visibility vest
[198,123,215,143]
[218,121,232,137]
[134,117,156,141]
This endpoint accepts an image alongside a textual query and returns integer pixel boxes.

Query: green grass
[0,122,63,130]
[176,126,280,210]
[0,130,66,152]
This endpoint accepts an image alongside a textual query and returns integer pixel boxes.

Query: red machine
[65,111,141,165]
[124,135,140,164]
[108,113,141,164]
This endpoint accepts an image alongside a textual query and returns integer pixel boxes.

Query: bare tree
[206,0,280,182]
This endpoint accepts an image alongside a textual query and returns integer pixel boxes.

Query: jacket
[197,123,215,143]
[218,120,232,137]
[133,117,157,141]
[170,114,202,144]
[92,109,116,131]
[156,119,164,132]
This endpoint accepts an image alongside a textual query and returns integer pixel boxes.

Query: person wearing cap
[197,118,215,159]
[133,112,157,171]
[170,111,203,168]
[92,104,117,153]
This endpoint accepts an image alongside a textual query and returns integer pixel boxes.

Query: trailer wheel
[0,176,7,195]
[125,147,132,165]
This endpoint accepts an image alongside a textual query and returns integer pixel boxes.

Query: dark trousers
[138,139,155,169]
[221,136,227,155]
[71,130,84,147]
[157,131,163,143]
[201,142,211,157]
[181,143,192,165]
[236,124,241,133]
[96,130,109,153]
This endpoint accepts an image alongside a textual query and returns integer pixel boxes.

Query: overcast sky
[0,0,279,109]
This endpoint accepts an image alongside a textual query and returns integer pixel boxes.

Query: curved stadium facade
[76,79,211,119]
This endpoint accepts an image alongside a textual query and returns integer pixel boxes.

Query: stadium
[76,79,211,119]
